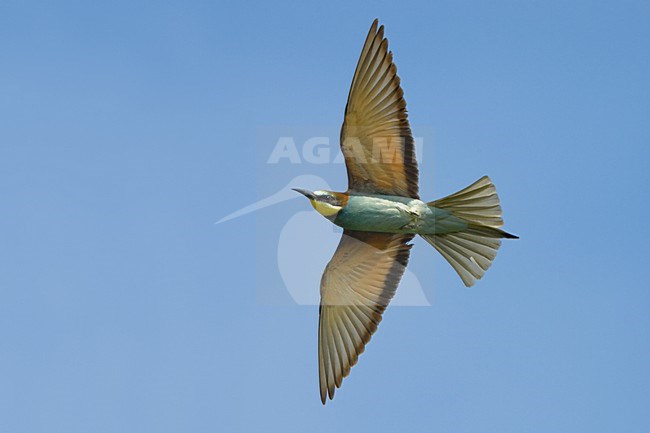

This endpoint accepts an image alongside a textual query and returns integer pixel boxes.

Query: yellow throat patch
[310,199,341,217]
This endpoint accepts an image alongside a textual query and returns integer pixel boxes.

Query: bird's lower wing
[318,230,414,404]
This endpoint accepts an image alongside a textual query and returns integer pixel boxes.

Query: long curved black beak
[291,188,316,200]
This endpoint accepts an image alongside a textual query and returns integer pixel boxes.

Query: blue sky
[1,1,649,432]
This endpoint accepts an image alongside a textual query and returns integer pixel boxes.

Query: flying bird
[293,19,518,404]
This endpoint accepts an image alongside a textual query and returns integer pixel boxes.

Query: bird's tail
[420,176,518,287]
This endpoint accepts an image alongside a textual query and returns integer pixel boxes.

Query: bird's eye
[315,194,339,206]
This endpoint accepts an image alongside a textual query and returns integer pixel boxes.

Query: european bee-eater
[294,19,518,404]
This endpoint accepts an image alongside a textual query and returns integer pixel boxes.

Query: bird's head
[292,188,348,219]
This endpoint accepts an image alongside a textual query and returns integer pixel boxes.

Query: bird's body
[293,19,518,404]
[328,193,466,235]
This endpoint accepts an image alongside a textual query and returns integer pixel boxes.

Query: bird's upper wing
[318,230,414,403]
[340,19,419,198]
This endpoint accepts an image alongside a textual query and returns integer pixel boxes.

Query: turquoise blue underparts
[333,194,468,235]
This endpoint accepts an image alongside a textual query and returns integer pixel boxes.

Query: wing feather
[340,19,419,198]
[318,230,414,404]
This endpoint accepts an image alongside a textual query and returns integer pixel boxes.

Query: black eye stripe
[318,195,338,205]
